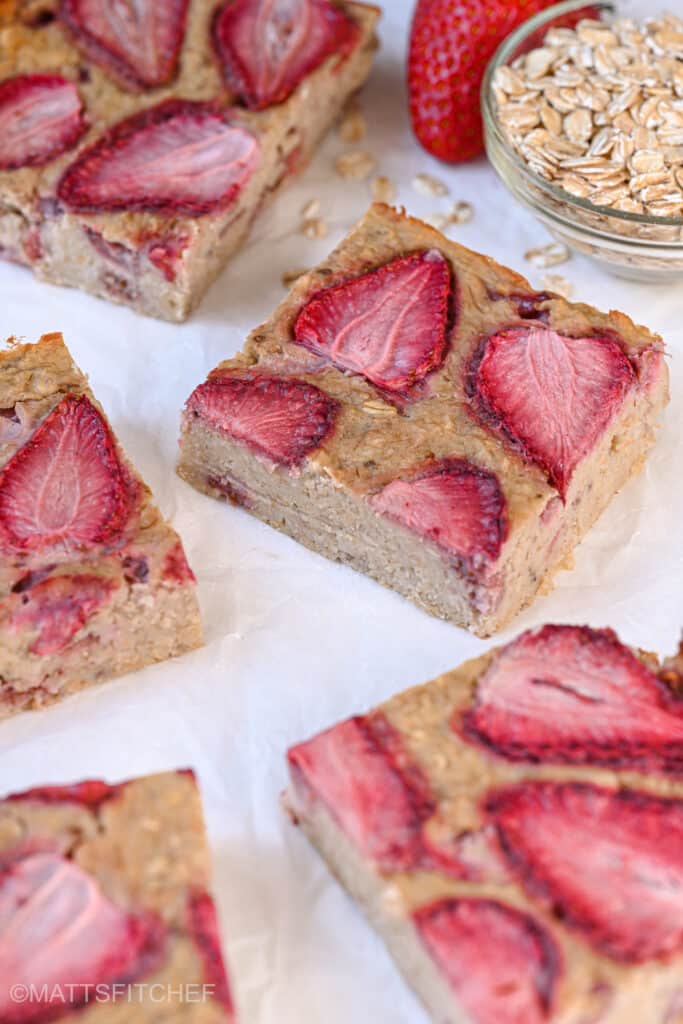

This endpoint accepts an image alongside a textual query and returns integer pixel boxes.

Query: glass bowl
[482,0,683,282]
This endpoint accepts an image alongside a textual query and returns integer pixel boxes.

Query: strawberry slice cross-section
[0,849,165,1022]
[185,371,339,468]
[293,250,452,394]
[57,99,260,217]
[370,458,507,571]
[461,624,683,774]
[10,574,117,656]
[288,713,471,876]
[469,325,636,498]
[0,74,86,171]
[0,394,136,554]
[487,781,683,964]
[213,0,361,110]
[414,898,560,1024]
[60,0,190,91]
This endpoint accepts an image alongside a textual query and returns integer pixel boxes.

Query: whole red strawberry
[408,0,557,163]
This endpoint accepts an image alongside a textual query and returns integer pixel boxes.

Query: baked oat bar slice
[285,623,683,1024]
[178,203,669,637]
[0,769,234,1022]
[0,332,202,716]
[0,0,379,321]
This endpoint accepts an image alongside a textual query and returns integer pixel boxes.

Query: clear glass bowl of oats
[482,0,683,281]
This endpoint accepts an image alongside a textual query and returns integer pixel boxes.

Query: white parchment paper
[1,2,682,1020]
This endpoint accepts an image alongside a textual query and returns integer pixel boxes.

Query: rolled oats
[412,172,450,198]
[524,241,571,267]
[371,176,396,203]
[493,12,683,221]
[334,151,377,181]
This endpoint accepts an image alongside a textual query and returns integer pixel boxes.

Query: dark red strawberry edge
[413,896,561,1015]
[0,73,87,170]
[58,0,191,91]
[186,888,233,1011]
[57,99,256,217]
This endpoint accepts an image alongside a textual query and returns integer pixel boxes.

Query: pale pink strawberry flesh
[461,624,683,773]
[370,459,507,569]
[414,898,559,1024]
[0,74,86,170]
[57,99,259,217]
[0,395,135,553]
[60,0,190,90]
[294,250,452,393]
[0,850,165,1022]
[186,371,338,467]
[187,889,233,1011]
[213,0,360,110]
[487,781,683,963]
[289,714,470,876]
[10,574,116,655]
[469,326,635,497]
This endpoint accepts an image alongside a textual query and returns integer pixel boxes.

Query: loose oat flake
[412,172,450,197]
[525,241,571,268]
[542,273,573,298]
[335,151,377,180]
[494,13,683,219]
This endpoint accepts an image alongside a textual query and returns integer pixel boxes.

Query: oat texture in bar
[178,203,668,636]
[0,769,234,1021]
[0,0,379,321]
[0,333,202,716]
[286,623,683,1024]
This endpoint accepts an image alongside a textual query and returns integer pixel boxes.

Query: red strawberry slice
[289,715,439,872]
[294,251,452,394]
[0,850,165,1022]
[461,625,683,774]
[370,459,507,569]
[0,74,86,171]
[6,780,120,808]
[10,574,117,655]
[414,898,559,1024]
[186,371,338,467]
[0,395,135,554]
[212,0,360,110]
[60,0,190,91]
[187,890,233,1011]
[469,326,635,498]
[487,781,683,964]
[57,100,259,217]
[408,0,558,163]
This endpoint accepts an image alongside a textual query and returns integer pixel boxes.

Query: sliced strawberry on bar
[60,0,190,91]
[57,99,259,217]
[289,714,437,872]
[370,459,507,570]
[213,0,360,110]
[0,74,86,170]
[0,850,165,1022]
[6,780,120,808]
[186,371,338,467]
[10,574,117,655]
[187,890,234,1012]
[0,395,135,554]
[414,898,559,1024]
[461,624,683,774]
[293,251,452,394]
[469,326,635,497]
[487,781,683,963]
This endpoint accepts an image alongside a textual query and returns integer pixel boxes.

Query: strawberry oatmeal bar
[0,769,234,1021]
[0,0,379,321]
[0,333,201,716]
[178,203,668,636]
[286,623,683,1024]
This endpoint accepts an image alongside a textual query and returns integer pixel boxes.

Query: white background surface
[2,1,683,1021]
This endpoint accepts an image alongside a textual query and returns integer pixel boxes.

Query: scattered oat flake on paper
[301,198,321,220]
[525,242,571,268]
[301,218,329,240]
[335,151,377,180]
[413,172,449,197]
[371,176,396,203]
[542,273,573,298]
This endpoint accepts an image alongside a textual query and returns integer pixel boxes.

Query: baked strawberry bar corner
[0,769,234,1021]
[0,333,202,716]
[178,203,668,636]
[285,623,683,1024]
[0,0,379,321]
